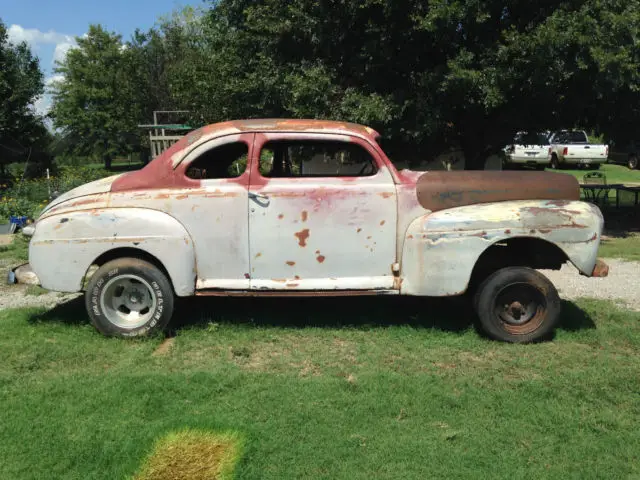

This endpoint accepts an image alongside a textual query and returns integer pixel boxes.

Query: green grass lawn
[549,163,640,185]
[599,234,640,261]
[0,297,639,479]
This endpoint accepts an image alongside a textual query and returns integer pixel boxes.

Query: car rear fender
[400,200,604,297]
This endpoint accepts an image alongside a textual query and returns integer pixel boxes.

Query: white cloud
[7,24,72,48]
[7,24,77,66]
[46,74,65,86]
[53,42,76,63]
[34,94,53,116]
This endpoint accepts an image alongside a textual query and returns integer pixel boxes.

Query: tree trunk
[460,136,486,171]
[104,156,112,170]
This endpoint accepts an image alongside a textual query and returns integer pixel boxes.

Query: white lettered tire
[85,258,174,337]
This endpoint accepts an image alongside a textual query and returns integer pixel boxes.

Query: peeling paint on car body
[27,119,606,300]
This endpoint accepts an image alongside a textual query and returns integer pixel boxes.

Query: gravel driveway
[540,258,640,311]
[1,259,639,312]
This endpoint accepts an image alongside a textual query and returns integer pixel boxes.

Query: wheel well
[470,237,568,289]
[83,247,173,290]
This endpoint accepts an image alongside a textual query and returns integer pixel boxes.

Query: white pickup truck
[549,130,609,169]
[504,132,551,170]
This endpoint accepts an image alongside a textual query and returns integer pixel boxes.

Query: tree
[50,25,143,169]
[0,18,47,175]
[192,0,640,168]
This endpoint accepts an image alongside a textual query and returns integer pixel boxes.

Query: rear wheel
[629,155,639,170]
[474,267,561,343]
[85,258,174,337]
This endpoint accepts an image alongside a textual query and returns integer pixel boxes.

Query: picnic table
[580,183,640,208]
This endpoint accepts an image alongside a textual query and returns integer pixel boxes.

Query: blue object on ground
[9,216,28,229]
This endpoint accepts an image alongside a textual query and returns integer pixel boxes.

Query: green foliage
[0,166,115,220]
[185,0,640,167]
[43,2,640,168]
[50,25,145,167]
[0,19,48,167]
[0,235,29,262]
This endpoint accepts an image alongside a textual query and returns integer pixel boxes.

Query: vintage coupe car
[21,119,609,342]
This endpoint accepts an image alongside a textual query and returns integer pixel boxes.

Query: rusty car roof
[165,119,381,167]
[199,119,379,138]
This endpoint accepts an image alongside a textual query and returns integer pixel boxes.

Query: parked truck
[503,131,551,170]
[549,130,609,169]
[607,139,639,170]
[15,119,609,343]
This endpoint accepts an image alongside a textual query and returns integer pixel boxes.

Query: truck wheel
[629,155,638,170]
[85,258,174,337]
[550,155,560,170]
[474,267,561,343]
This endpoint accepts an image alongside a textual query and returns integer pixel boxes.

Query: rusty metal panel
[247,132,398,291]
[109,134,253,290]
[591,259,610,278]
[30,208,196,296]
[401,200,604,297]
[416,171,580,212]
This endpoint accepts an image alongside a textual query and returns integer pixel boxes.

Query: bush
[0,165,117,222]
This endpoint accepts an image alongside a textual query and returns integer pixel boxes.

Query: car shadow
[28,295,597,337]
[170,295,476,334]
[557,300,597,332]
[28,296,88,326]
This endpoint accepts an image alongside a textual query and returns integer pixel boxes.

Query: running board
[195,289,399,298]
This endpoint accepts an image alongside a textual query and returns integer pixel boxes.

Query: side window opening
[260,141,378,178]
[186,142,249,179]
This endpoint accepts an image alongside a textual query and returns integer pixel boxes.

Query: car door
[169,134,253,290]
[247,133,398,291]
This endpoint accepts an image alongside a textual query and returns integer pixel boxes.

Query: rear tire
[85,258,174,337]
[474,267,561,343]
[629,155,639,170]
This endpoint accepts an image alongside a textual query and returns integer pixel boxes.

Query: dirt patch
[134,429,241,480]
[152,337,175,357]
[0,235,13,246]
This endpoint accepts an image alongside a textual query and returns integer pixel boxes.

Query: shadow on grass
[28,296,89,326]
[27,295,597,337]
[602,209,640,236]
[172,295,476,334]
[558,300,597,332]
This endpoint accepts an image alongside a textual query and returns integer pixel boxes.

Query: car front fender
[29,208,197,296]
[400,200,604,297]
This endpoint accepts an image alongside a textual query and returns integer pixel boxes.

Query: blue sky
[2,0,202,112]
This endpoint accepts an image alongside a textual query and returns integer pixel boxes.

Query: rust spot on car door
[294,229,310,247]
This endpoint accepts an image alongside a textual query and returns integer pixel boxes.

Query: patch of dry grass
[134,430,242,480]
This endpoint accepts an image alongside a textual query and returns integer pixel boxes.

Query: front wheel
[629,155,639,170]
[85,258,175,337]
[474,267,561,343]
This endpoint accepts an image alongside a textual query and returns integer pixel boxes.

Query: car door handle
[249,192,269,201]
[249,191,270,207]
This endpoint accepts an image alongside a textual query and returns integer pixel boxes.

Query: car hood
[40,174,123,217]
[413,170,580,212]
